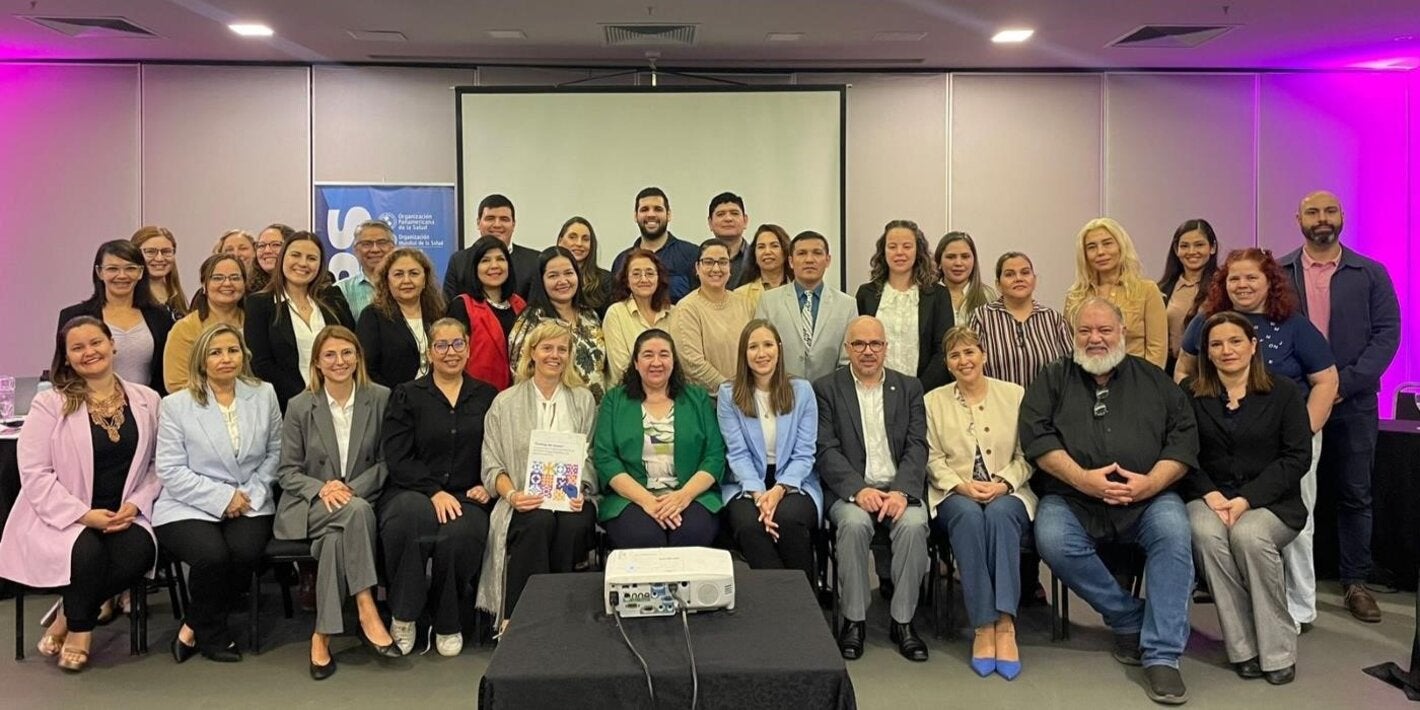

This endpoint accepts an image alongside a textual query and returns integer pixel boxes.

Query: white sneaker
[391,620,416,656]
[435,632,463,657]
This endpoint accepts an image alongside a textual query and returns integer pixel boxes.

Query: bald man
[814,316,930,662]
[1278,191,1400,624]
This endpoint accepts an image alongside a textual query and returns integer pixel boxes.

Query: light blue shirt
[335,271,377,320]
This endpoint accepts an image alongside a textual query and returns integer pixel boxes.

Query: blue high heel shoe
[970,656,997,677]
[995,659,1021,680]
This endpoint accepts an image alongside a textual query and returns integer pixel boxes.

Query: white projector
[603,547,736,617]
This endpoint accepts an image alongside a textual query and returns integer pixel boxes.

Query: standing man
[1279,190,1400,624]
[335,219,393,320]
[815,315,931,662]
[707,192,752,288]
[611,187,700,303]
[756,231,857,381]
[443,194,540,302]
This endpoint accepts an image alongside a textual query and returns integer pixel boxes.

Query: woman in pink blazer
[0,316,162,672]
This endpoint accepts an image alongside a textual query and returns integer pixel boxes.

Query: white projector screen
[456,86,846,289]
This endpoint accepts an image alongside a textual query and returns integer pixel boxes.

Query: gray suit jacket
[755,283,857,382]
[813,367,928,504]
[274,383,391,540]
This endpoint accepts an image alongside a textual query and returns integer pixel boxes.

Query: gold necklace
[88,386,127,443]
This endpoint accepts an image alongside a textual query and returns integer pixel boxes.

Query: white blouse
[287,297,327,387]
[878,285,920,377]
[216,399,241,454]
[326,391,355,477]
[754,388,778,466]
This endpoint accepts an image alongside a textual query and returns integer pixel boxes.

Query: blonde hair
[213,229,254,255]
[186,322,259,406]
[132,225,189,317]
[1064,217,1149,319]
[306,325,371,392]
[514,321,585,388]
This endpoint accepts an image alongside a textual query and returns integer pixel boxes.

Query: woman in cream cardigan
[924,326,1036,681]
[477,321,599,633]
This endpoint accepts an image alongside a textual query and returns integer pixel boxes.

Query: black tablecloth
[1,438,18,598]
[478,569,856,710]
[1372,419,1420,590]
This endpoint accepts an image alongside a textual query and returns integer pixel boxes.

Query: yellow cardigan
[923,378,1038,518]
[1065,279,1168,368]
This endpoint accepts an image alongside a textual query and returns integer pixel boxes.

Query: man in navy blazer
[814,316,930,663]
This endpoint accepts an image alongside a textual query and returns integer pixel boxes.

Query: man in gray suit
[755,230,857,381]
[814,316,930,662]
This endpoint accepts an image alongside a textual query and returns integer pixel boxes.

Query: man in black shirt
[1021,297,1198,705]
[443,194,541,301]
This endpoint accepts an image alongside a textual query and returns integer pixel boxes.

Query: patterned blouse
[507,307,609,401]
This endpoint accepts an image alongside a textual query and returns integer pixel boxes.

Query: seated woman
[155,323,282,664]
[165,254,247,393]
[670,239,755,394]
[275,325,401,680]
[1182,311,1311,686]
[59,240,174,390]
[358,247,445,389]
[924,326,1036,680]
[477,321,599,632]
[508,246,608,401]
[245,231,355,412]
[379,318,497,657]
[445,236,526,391]
[716,319,820,583]
[0,317,161,673]
[594,329,725,549]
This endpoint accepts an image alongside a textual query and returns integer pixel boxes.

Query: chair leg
[278,570,294,620]
[14,587,24,661]
[173,561,191,620]
[164,561,183,621]
[129,585,139,657]
[137,583,150,654]
[248,571,260,655]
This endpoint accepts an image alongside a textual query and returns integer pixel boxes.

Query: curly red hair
[1201,248,1296,322]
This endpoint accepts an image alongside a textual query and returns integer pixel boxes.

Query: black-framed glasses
[432,339,467,355]
[697,258,731,269]
[1093,386,1110,418]
[847,340,887,353]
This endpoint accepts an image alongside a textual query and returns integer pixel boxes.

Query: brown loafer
[1344,584,1382,623]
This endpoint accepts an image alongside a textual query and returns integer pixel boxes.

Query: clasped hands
[752,485,787,541]
[1202,491,1251,527]
[953,480,1009,505]
[1075,463,1161,506]
[80,502,141,533]
[854,487,909,522]
[639,489,695,530]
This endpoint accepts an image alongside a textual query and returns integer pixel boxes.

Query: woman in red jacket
[446,236,526,390]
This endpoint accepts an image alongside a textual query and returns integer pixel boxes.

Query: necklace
[88,386,127,443]
[488,299,511,311]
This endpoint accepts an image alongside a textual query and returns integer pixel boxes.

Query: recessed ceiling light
[767,32,804,42]
[992,28,1034,43]
[486,29,527,40]
[229,23,274,37]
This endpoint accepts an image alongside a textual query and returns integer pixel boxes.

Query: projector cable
[678,601,700,710]
[613,609,657,707]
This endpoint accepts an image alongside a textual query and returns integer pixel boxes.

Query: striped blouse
[968,300,1074,390]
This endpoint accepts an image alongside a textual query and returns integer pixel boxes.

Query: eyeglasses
[847,340,887,353]
[97,265,144,277]
[255,241,284,252]
[320,349,358,363]
[355,239,394,251]
[141,247,175,258]
[698,258,731,269]
[628,269,657,281]
[1093,386,1110,418]
[432,339,467,355]
[208,274,245,285]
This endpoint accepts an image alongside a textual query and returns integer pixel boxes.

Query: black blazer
[382,373,498,498]
[813,367,928,503]
[442,241,540,303]
[356,306,434,389]
[57,301,173,389]
[1180,375,1312,530]
[244,287,355,412]
[853,281,955,391]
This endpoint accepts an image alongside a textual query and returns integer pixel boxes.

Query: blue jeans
[932,494,1029,628]
[1034,492,1194,668]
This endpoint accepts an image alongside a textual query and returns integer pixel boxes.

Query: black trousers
[724,493,818,585]
[604,501,717,550]
[156,516,272,651]
[64,527,156,632]
[378,489,489,634]
[504,506,597,617]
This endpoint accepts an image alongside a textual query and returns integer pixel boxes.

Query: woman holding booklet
[477,321,599,633]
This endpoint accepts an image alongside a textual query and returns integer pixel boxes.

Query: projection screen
[456,85,846,289]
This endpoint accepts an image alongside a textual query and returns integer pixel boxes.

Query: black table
[1372,419,1420,589]
[478,569,856,710]
[0,438,17,598]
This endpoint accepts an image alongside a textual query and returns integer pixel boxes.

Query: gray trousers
[307,496,380,635]
[1188,500,1299,671]
[829,499,930,624]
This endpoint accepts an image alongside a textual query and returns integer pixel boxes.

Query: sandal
[95,599,116,626]
[57,646,89,672]
[36,634,65,657]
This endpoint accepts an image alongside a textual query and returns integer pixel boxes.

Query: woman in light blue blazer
[717,319,821,584]
[155,323,281,663]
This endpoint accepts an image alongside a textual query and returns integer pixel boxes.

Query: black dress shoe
[1233,657,1263,679]
[889,622,929,662]
[310,657,337,681]
[171,635,197,664]
[200,643,243,663]
[361,630,404,659]
[837,620,865,660]
[1264,665,1296,685]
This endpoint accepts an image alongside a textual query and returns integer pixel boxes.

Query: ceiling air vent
[1109,25,1236,49]
[603,23,697,47]
[20,15,158,38]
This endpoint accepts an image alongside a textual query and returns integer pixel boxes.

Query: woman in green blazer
[594,328,725,548]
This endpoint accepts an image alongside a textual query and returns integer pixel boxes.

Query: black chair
[11,580,149,660]
[822,516,934,632]
[927,524,1038,639]
[1050,543,1145,641]
[247,538,313,654]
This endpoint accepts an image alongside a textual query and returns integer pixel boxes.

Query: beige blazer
[923,378,1037,518]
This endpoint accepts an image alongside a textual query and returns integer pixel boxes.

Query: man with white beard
[1020,296,1199,705]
